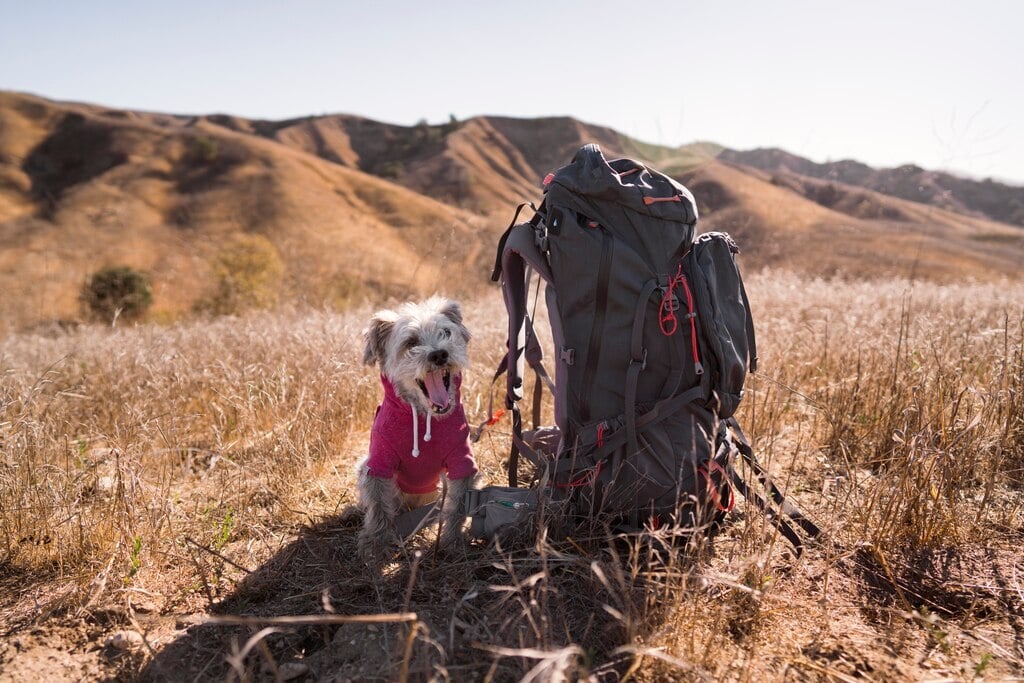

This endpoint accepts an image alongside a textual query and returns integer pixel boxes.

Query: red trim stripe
[643,195,681,205]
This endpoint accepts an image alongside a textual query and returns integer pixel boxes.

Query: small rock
[131,598,160,614]
[278,662,309,680]
[175,614,204,629]
[105,630,144,651]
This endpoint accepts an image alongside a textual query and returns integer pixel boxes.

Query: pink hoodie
[366,374,477,494]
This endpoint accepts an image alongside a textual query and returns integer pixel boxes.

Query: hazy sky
[2,1,1021,183]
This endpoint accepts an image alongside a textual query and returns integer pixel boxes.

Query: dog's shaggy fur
[356,297,477,559]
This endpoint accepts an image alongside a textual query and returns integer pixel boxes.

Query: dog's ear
[438,299,471,343]
[363,310,398,366]
[438,298,463,326]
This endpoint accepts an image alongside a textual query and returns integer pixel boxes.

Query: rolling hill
[719,147,1024,227]
[0,90,1021,332]
[0,92,487,330]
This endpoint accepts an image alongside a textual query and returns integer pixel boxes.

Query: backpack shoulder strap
[495,219,555,486]
[496,222,554,410]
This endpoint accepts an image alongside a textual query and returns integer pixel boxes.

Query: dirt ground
[4,505,1023,681]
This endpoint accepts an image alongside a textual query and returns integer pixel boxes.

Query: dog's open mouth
[417,369,452,414]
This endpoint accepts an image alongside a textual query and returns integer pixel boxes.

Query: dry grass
[1,273,1023,681]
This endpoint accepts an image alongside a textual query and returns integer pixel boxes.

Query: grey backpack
[482,144,819,549]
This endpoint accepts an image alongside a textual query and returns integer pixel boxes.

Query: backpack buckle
[630,348,648,371]
[534,222,549,252]
[560,347,575,365]
[655,286,680,313]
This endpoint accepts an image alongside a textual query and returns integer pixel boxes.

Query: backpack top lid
[548,144,699,227]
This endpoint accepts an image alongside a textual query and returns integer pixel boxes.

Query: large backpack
[482,144,819,548]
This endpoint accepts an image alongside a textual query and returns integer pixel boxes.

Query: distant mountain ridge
[1,90,1022,332]
[719,147,1024,228]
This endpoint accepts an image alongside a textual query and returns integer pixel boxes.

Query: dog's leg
[438,474,476,548]
[357,464,402,561]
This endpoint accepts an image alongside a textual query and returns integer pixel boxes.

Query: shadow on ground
[140,513,641,681]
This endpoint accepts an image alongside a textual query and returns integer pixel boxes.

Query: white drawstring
[411,409,433,457]
[411,409,420,457]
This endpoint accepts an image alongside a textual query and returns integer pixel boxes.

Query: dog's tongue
[423,370,450,410]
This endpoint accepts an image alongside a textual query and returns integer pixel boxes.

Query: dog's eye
[402,335,420,353]
[439,328,451,340]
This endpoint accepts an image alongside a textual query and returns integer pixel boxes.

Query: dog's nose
[428,349,449,366]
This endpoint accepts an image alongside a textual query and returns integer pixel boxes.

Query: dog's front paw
[436,530,472,561]
[337,505,364,528]
[437,515,468,550]
[358,527,401,565]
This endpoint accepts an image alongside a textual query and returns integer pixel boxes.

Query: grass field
[1,272,1022,681]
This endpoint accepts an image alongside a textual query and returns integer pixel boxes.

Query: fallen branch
[184,537,254,574]
[205,613,418,627]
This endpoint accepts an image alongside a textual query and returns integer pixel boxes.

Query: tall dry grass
[1,272,1022,680]
[2,310,370,583]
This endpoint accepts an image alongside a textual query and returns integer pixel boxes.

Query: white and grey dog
[357,296,477,558]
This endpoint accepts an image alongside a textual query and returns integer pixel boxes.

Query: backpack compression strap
[725,417,821,554]
[739,278,758,373]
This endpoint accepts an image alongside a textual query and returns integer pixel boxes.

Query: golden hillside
[0,92,486,330]
[1,90,1022,332]
[672,158,1024,279]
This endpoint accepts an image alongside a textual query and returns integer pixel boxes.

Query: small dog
[356,296,477,559]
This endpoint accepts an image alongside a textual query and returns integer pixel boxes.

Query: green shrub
[199,234,284,315]
[442,113,462,135]
[372,160,405,179]
[80,265,153,323]
[414,119,442,144]
[187,136,219,164]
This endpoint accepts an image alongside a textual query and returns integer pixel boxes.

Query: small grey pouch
[463,486,538,541]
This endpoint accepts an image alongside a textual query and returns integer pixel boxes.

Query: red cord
[659,264,702,372]
[698,461,735,512]
[555,461,603,489]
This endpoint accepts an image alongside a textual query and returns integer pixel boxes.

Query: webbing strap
[726,418,822,540]
[624,361,643,458]
[727,469,806,555]
[524,318,556,396]
[496,218,559,488]
[728,419,821,539]
[532,374,543,431]
[491,202,536,282]
[578,230,614,422]
[471,326,550,444]
[508,406,550,487]
[739,279,758,373]
[508,405,522,487]
[471,351,509,443]
[550,385,707,476]
[625,279,660,458]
